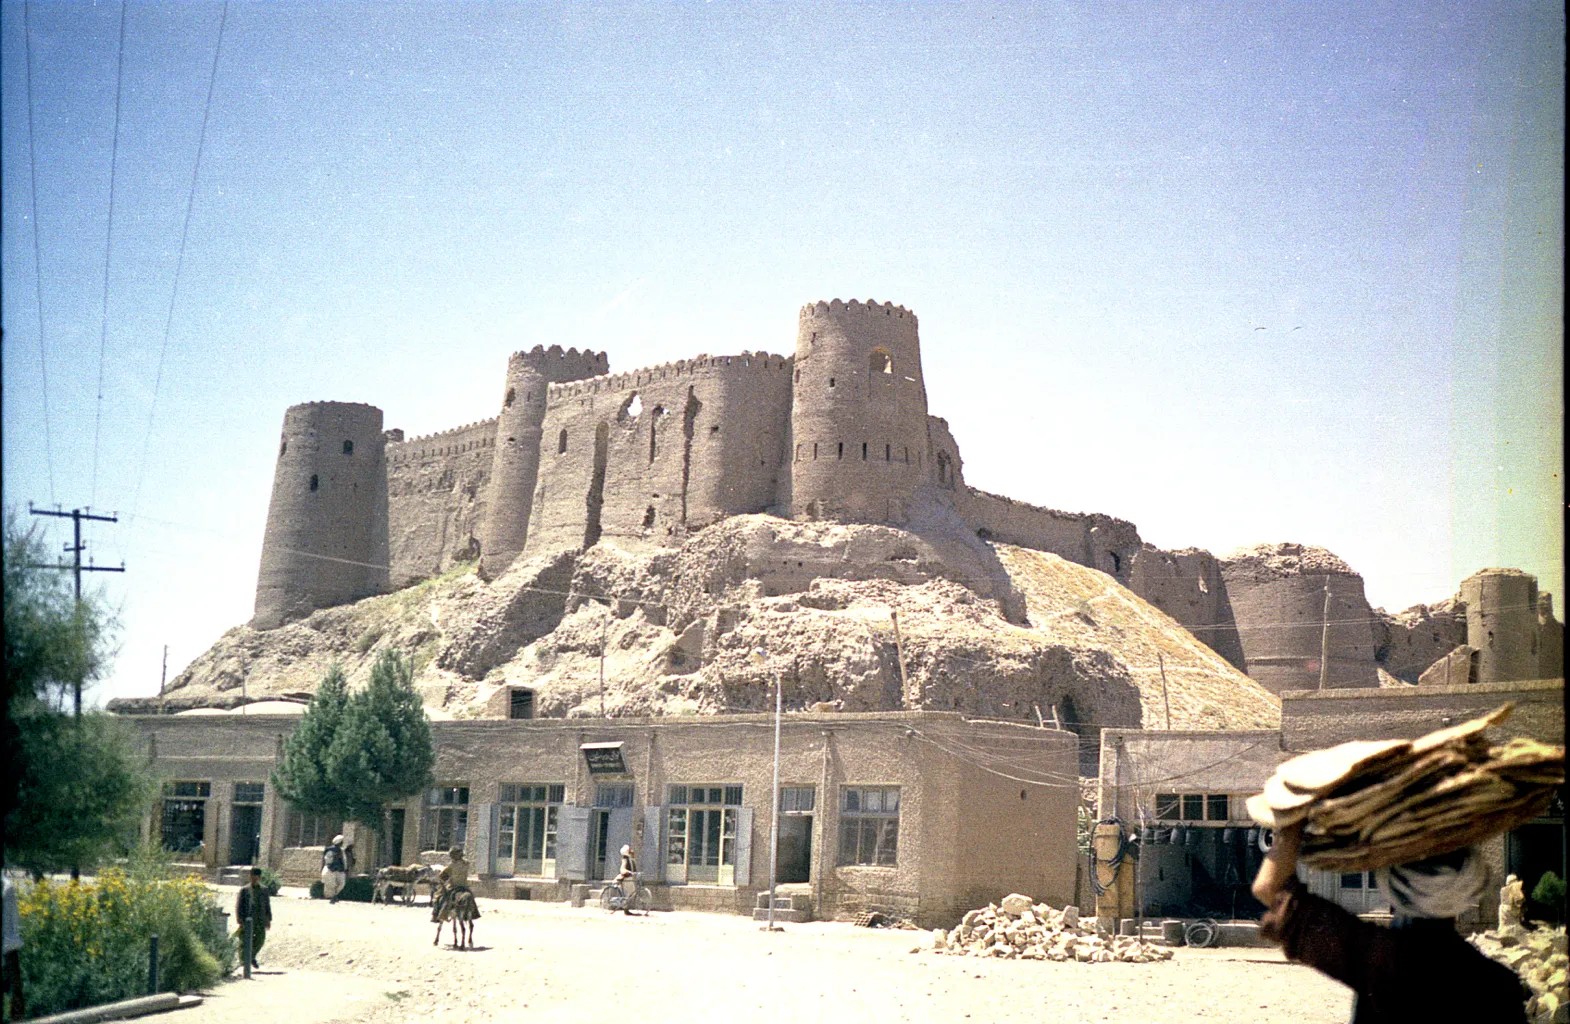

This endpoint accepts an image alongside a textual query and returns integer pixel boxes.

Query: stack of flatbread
[1247,704,1564,871]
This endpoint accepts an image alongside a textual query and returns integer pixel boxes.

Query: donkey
[432,887,479,949]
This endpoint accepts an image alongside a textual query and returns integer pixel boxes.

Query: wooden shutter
[641,805,663,884]
[733,806,754,887]
[556,806,591,880]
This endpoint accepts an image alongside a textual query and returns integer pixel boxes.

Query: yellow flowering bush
[18,867,235,1016]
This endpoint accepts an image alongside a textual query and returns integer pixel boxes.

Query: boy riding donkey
[431,847,481,948]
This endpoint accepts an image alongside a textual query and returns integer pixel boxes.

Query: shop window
[666,784,742,884]
[161,781,211,855]
[595,784,636,808]
[422,785,470,851]
[1154,792,1235,822]
[780,786,815,812]
[838,785,899,866]
[496,783,565,876]
[285,808,341,848]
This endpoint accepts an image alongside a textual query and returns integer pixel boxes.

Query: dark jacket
[322,844,347,873]
[235,884,272,929]
[1259,877,1527,1024]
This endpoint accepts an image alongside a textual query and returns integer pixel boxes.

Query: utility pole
[158,645,169,714]
[1157,652,1172,730]
[27,504,125,717]
[1318,575,1333,691]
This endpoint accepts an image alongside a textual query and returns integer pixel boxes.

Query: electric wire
[128,1,229,532]
[91,1,130,507]
[23,1,57,504]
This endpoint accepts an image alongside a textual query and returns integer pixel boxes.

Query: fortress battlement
[284,400,382,413]
[801,298,916,324]
[545,350,793,404]
[509,345,609,384]
[387,417,499,463]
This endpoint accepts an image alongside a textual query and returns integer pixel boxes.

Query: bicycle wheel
[630,886,653,914]
[599,883,619,912]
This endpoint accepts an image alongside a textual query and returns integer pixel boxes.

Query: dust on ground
[184,886,1354,1024]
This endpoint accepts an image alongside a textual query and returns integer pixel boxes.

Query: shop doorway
[777,786,815,884]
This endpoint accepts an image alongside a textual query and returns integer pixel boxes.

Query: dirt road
[186,887,1353,1024]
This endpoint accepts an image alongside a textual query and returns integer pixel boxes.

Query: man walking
[322,835,349,903]
[234,868,273,970]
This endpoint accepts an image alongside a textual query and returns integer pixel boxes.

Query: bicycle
[600,872,653,914]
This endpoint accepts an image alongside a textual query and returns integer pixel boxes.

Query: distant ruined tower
[786,300,930,522]
[1460,569,1541,683]
[479,345,608,579]
[252,402,390,630]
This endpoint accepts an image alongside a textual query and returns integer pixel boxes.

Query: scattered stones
[930,895,1173,964]
[1469,921,1570,1023]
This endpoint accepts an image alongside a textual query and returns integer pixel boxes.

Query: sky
[2,1,1562,707]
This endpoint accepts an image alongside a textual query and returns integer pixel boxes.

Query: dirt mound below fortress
[133,516,1278,733]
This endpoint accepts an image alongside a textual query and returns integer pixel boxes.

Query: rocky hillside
[124,515,1279,735]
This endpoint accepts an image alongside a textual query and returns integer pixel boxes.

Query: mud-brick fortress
[253,299,1138,628]
[250,297,1563,697]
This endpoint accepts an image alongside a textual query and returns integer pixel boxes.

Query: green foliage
[258,867,283,897]
[272,664,350,817]
[3,513,111,710]
[325,650,435,826]
[17,868,233,1017]
[1532,871,1565,919]
[354,624,385,653]
[339,875,375,903]
[309,879,325,900]
[274,652,434,829]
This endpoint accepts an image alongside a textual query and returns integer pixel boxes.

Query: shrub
[259,867,282,897]
[310,880,325,900]
[17,868,234,1017]
[1532,871,1565,921]
[341,875,375,903]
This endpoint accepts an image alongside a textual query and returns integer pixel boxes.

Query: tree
[4,512,156,873]
[326,650,435,826]
[271,665,350,817]
[271,652,434,831]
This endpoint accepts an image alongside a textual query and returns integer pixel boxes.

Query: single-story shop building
[129,710,1078,927]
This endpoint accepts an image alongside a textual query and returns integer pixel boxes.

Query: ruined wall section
[1373,598,1468,683]
[479,346,608,579]
[1219,543,1379,694]
[955,488,1140,585]
[1127,545,1247,670]
[1460,568,1543,684]
[252,402,389,629]
[785,300,930,524]
[385,418,498,588]
[524,352,793,557]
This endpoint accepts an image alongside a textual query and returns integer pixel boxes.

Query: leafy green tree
[4,512,155,873]
[326,650,435,826]
[271,665,350,817]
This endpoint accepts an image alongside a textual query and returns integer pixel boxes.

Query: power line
[23,1,56,504]
[91,1,130,507]
[129,1,229,530]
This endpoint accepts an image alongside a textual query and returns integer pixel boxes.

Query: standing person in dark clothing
[234,867,273,969]
[1252,821,1528,1023]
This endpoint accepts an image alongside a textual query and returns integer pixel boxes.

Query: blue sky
[3,1,1562,705]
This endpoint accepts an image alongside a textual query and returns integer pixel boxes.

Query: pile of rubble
[927,894,1173,963]
[1468,922,1569,1024]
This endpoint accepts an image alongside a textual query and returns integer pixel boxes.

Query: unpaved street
[186,887,1354,1024]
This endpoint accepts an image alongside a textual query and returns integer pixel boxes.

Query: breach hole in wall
[309,474,319,492]
[869,348,892,375]
[618,392,643,423]
[343,440,354,455]
[505,387,516,407]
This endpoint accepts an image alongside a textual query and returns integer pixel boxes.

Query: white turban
[1375,847,1488,920]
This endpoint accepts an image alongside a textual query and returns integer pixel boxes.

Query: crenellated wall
[385,418,499,587]
[523,352,794,557]
[252,402,389,629]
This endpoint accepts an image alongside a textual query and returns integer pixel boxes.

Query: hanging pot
[1222,827,1236,844]
[1169,827,1185,845]
[1185,826,1200,846]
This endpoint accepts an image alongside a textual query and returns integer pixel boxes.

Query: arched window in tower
[936,451,952,489]
[558,429,568,454]
[342,440,354,455]
[869,349,893,375]
[309,474,319,492]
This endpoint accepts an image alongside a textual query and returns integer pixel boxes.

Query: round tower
[1460,568,1540,683]
[252,402,389,630]
[479,345,608,579]
[787,299,929,523]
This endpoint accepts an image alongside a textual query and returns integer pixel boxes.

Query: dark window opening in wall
[710,425,720,434]
[862,442,868,460]
[903,447,909,463]
[343,440,354,455]
[505,387,516,407]
[309,474,319,492]
[1059,695,1099,776]
[885,444,891,461]
[977,527,994,542]
[1109,551,1122,574]
[828,378,835,388]
[279,440,287,457]
[795,443,803,462]
[509,687,535,720]
[794,369,801,383]
[837,442,844,459]
[584,422,609,548]
[650,420,658,463]
[813,443,819,460]
[558,429,568,454]
[869,349,892,374]
[643,506,656,528]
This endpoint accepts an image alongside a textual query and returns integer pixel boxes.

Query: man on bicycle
[612,843,638,914]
